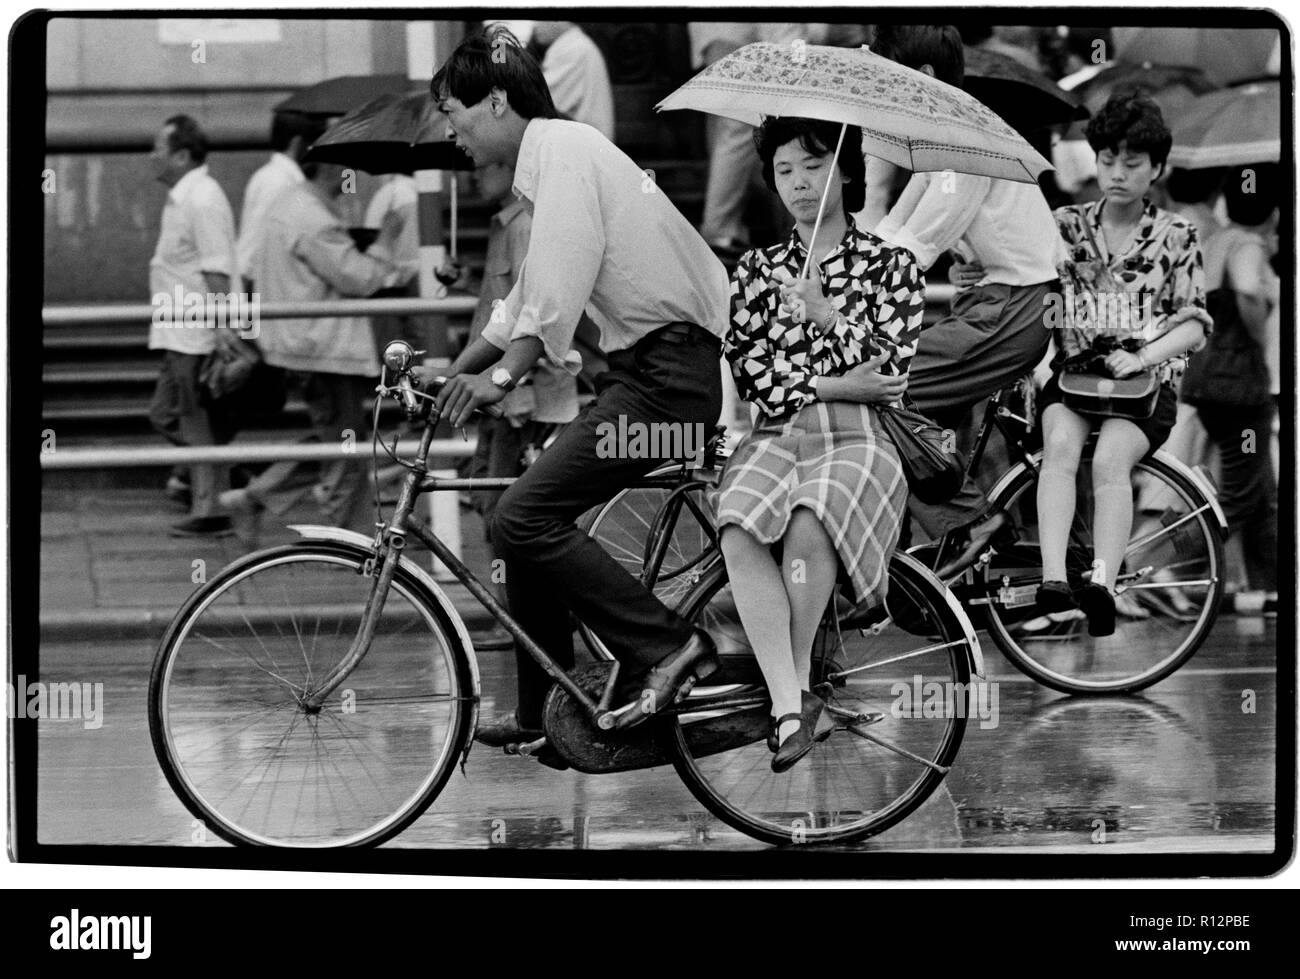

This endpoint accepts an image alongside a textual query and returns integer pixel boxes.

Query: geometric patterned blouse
[725,217,926,418]
[1053,197,1214,385]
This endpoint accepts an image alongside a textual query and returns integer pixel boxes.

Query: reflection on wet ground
[37,617,1277,852]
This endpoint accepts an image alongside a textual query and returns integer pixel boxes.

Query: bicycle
[148,340,984,848]
[581,380,1227,696]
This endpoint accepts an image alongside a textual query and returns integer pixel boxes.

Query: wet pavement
[35,617,1277,852]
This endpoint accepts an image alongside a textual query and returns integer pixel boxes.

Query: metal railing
[42,295,480,326]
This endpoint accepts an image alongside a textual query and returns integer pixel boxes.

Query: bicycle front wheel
[148,542,474,847]
[979,453,1224,694]
[665,553,977,846]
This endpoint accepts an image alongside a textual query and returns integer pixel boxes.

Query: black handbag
[199,338,286,417]
[1180,272,1271,409]
[875,399,966,504]
[1055,338,1159,420]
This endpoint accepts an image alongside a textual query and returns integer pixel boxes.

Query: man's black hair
[1085,92,1172,170]
[163,114,209,164]
[872,25,965,88]
[1222,163,1279,226]
[431,25,559,120]
[270,111,328,156]
[1165,167,1226,205]
[755,117,867,217]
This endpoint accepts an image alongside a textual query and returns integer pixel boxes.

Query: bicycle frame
[299,384,721,732]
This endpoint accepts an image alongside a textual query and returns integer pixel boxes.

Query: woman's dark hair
[1222,163,1279,226]
[755,117,866,216]
[163,114,209,163]
[1085,92,1172,170]
[872,25,965,88]
[431,26,559,121]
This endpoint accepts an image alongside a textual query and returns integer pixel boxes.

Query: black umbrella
[274,74,423,118]
[963,46,1089,138]
[1065,62,1218,139]
[302,91,474,175]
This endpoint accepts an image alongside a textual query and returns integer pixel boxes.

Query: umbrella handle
[800,122,848,280]
[449,173,458,262]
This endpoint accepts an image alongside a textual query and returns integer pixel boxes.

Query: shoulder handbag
[1180,256,1270,409]
[1055,218,1159,420]
[874,398,966,505]
[199,338,286,417]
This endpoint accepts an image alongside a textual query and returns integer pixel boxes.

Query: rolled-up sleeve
[486,149,605,369]
[875,171,989,270]
[1157,222,1213,347]
[295,224,397,297]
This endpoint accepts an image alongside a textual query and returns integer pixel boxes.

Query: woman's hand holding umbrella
[774,266,834,332]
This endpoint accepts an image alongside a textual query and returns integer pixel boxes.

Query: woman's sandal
[771,691,835,773]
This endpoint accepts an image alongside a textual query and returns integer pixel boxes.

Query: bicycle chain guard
[542,663,769,774]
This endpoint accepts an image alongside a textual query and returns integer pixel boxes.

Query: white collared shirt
[236,152,305,280]
[872,169,1065,287]
[542,27,615,141]
[148,164,237,355]
[481,118,729,369]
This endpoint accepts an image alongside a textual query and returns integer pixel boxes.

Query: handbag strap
[1079,209,1107,265]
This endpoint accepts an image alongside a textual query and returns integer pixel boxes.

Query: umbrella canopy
[1113,27,1279,87]
[657,42,1053,183]
[1064,62,1218,140]
[1167,80,1281,168]
[963,46,1088,137]
[274,74,423,118]
[303,91,474,175]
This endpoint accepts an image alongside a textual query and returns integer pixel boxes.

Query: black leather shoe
[771,691,835,774]
[170,515,234,538]
[474,711,544,748]
[1036,580,1077,614]
[933,509,1011,581]
[613,630,720,731]
[1077,583,1117,637]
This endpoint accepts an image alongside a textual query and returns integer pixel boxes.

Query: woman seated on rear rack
[1037,93,1213,637]
[710,117,925,774]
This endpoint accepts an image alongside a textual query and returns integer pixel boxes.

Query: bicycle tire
[577,479,716,661]
[148,541,475,847]
[979,453,1225,695]
[663,552,977,846]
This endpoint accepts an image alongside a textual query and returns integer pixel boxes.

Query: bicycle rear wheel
[665,553,978,846]
[148,542,474,847]
[978,453,1224,694]
[577,480,716,660]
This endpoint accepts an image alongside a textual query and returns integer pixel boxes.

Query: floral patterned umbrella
[656,41,1053,184]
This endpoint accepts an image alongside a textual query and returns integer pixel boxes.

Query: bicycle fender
[987,452,1228,532]
[892,551,986,680]
[1151,451,1229,532]
[286,524,483,737]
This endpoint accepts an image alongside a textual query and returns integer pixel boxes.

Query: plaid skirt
[709,400,906,606]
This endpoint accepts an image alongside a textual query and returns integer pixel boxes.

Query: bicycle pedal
[516,736,548,756]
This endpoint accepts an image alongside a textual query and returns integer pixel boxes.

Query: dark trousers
[490,324,723,725]
[246,371,372,531]
[149,350,232,518]
[907,281,1057,536]
[1198,402,1278,592]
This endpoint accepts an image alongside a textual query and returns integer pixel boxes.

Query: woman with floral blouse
[711,117,925,773]
[1038,93,1213,637]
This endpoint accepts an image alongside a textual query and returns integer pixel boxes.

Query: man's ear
[919,64,936,78]
[489,86,510,117]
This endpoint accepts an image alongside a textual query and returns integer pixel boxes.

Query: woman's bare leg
[719,525,799,726]
[1090,419,1151,590]
[776,507,840,740]
[1038,404,1092,583]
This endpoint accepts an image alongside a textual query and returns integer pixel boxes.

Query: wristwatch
[490,366,515,391]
